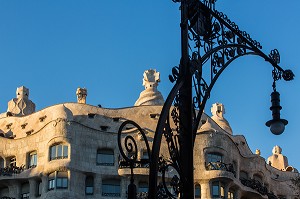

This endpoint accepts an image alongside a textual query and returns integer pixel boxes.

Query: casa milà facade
[0,70,298,199]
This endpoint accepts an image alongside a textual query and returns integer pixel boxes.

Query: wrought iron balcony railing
[137,192,148,199]
[240,177,269,196]
[0,165,25,176]
[119,158,150,169]
[205,161,235,176]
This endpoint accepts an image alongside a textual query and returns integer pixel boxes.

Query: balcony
[205,161,235,176]
[119,158,149,169]
[240,177,268,195]
[118,158,149,176]
[137,192,148,199]
[0,165,25,177]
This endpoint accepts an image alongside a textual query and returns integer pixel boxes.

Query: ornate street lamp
[266,90,288,135]
[118,0,294,198]
[266,66,293,135]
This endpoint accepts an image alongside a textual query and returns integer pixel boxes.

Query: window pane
[51,146,56,160]
[50,145,68,160]
[0,157,4,168]
[49,179,55,190]
[56,178,62,187]
[221,185,224,197]
[208,153,222,162]
[195,184,201,198]
[63,145,68,158]
[62,178,68,188]
[86,176,94,186]
[142,151,149,159]
[102,180,120,197]
[57,178,68,189]
[85,176,94,195]
[30,153,37,167]
[86,186,94,195]
[212,182,219,197]
[97,149,114,165]
[57,145,63,158]
[138,182,148,193]
[228,191,234,199]
[37,181,42,196]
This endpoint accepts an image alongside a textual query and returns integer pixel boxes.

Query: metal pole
[178,0,194,198]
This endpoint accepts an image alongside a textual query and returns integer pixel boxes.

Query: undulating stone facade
[0,70,298,199]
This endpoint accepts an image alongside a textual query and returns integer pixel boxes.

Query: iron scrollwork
[185,0,294,138]
[118,0,294,198]
[118,120,151,198]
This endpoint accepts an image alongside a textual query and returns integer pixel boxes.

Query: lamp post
[118,0,294,198]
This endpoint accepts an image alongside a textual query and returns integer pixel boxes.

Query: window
[141,151,149,160]
[50,144,68,160]
[0,187,9,197]
[138,182,148,193]
[207,153,223,163]
[195,184,201,198]
[36,180,42,197]
[48,171,68,190]
[28,151,37,168]
[21,182,30,199]
[56,171,68,189]
[102,179,121,197]
[228,189,235,199]
[85,176,94,195]
[48,172,55,190]
[21,193,29,199]
[0,157,4,168]
[140,151,150,168]
[212,181,224,198]
[97,149,114,166]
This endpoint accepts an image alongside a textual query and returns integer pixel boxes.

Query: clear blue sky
[0,1,299,170]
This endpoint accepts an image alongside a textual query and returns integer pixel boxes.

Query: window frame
[48,171,68,191]
[28,151,37,168]
[138,182,148,193]
[228,189,235,199]
[21,182,30,199]
[207,153,223,163]
[49,144,69,161]
[56,171,68,189]
[0,157,4,168]
[102,179,121,197]
[85,176,94,195]
[21,193,30,199]
[36,180,42,197]
[48,172,55,191]
[195,183,201,198]
[97,149,114,166]
[211,181,225,198]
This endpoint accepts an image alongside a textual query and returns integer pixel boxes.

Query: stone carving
[134,69,164,106]
[211,103,233,134]
[267,145,289,170]
[255,149,261,156]
[76,87,87,104]
[7,86,35,116]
